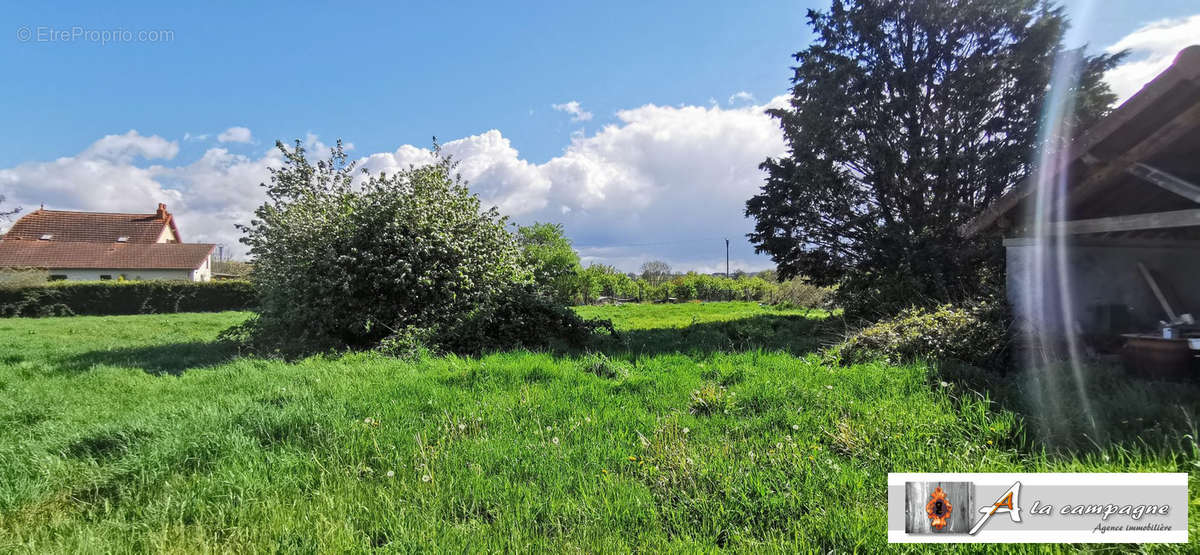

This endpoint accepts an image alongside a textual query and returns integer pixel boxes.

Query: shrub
[0,268,48,288]
[826,301,1010,369]
[579,351,629,379]
[431,285,615,355]
[768,278,833,309]
[236,140,605,357]
[689,382,736,416]
[0,280,256,318]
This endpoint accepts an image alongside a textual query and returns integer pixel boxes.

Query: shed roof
[2,204,181,244]
[963,45,1200,238]
[0,241,214,270]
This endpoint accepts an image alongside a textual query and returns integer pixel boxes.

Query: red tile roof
[2,204,180,243]
[0,241,214,270]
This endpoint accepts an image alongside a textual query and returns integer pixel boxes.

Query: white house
[0,204,215,282]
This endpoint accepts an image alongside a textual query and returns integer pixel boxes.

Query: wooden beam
[960,62,1200,238]
[1047,209,1200,235]
[1127,163,1200,204]
[1063,100,1200,213]
[1002,236,1200,249]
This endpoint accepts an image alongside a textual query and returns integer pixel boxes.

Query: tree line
[516,222,828,306]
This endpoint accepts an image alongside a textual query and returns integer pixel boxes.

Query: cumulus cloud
[551,100,594,122]
[217,126,254,144]
[1104,14,1200,103]
[728,91,756,104]
[79,130,179,163]
[1,96,788,270]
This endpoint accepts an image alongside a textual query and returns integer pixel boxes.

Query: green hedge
[0,280,257,317]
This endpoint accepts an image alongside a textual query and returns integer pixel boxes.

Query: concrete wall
[1005,240,1200,337]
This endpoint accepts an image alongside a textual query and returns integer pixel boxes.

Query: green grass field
[0,303,1196,552]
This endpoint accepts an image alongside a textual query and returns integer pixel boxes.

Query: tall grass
[0,305,1195,551]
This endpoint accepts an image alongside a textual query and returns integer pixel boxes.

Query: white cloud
[79,130,178,163]
[217,126,253,144]
[0,96,788,270]
[728,91,756,105]
[1104,14,1200,103]
[551,100,594,122]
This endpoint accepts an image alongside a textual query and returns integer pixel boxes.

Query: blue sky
[3,1,1199,270]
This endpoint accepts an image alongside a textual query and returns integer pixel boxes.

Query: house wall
[1005,241,1200,337]
[47,268,202,282]
[190,256,212,282]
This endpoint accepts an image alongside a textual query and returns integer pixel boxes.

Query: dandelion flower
[422,474,432,482]
[386,470,395,478]
[628,456,637,461]
[552,436,560,445]
[546,426,552,432]
[682,427,690,435]
[987,440,993,445]
[364,417,373,424]
[825,385,833,390]
[791,424,799,431]
[458,423,466,431]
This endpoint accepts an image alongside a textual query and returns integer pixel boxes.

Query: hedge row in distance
[0,280,257,317]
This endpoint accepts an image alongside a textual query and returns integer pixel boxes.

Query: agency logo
[889,473,1187,543]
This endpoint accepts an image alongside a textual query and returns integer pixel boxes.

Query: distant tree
[517,222,581,304]
[639,260,672,287]
[0,195,19,220]
[746,0,1124,317]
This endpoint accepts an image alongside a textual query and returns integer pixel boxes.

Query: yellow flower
[987,440,993,445]
[628,456,637,461]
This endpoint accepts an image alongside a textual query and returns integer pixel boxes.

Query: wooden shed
[964,45,1200,354]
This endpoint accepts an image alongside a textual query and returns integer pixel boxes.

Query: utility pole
[725,238,730,277]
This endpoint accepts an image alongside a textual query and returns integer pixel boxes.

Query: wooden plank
[905,481,974,534]
[1127,163,1200,204]
[1046,209,1200,235]
[1138,262,1178,322]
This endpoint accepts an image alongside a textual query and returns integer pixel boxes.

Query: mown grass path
[0,304,1195,552]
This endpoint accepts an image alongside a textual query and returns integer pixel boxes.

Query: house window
[49,275,67,281]
[99,275,113,280]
